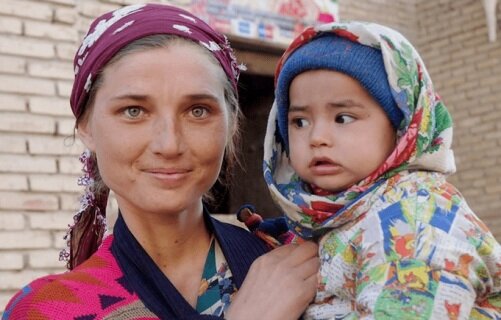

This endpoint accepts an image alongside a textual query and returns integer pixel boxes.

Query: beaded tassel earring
[60,149,108,269]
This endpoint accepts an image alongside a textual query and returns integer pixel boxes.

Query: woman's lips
[143,168,192,185]
[146,168,191,175]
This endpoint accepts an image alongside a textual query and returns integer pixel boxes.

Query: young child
[263,21,501,319]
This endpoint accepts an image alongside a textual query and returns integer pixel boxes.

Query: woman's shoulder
[2,235,137,319]
[2,275,48,319]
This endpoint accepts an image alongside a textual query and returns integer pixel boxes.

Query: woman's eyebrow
[110,93,220,102]
[111,94,149,101]
[185,93,220,102]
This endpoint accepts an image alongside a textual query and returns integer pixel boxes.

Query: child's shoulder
[379,171,464,206]
[372,172,490,233]
[381,171,497,241]
[383,171,449,192]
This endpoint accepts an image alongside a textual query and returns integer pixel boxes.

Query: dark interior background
[206,72,281,219]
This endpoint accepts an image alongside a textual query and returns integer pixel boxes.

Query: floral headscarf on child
[264,21,455,239]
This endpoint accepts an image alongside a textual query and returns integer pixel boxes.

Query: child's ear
[76,118,96,152]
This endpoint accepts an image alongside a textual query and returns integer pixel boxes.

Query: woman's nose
[150,116,185,156]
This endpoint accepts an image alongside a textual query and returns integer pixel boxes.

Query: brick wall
[339,0,419,42]
[0,0,500,313]
[0,0,83,310]
[415,0,501,234]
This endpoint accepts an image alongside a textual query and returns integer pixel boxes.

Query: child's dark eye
[123,107,143,119]
[191,106,209,118]
[335,114,355,124]
[291,118,310,128]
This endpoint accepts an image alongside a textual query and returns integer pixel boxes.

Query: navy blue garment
[111,209,269,319]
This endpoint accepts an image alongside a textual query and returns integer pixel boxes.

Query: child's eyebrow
[289,105,308,113]
[327,100,365,109]
[288,100,364,112]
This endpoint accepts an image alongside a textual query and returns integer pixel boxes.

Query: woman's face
[78,43,229,218]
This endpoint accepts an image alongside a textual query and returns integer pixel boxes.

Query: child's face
[288,70,396,193]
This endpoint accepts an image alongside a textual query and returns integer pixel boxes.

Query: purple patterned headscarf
[71,3,241,119]
[64,3,242,270]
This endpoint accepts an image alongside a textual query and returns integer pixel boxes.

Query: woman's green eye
[192,106,208,118]
[125,107,142,118]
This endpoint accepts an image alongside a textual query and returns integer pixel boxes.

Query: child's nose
[309,122,332,147]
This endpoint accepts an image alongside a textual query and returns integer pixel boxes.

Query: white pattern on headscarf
[173,24,192,34]
[113,20,135,35]
[84,74,93,93]
[200,40,222,52]
[179,13,197,23]
[75,4,146,75]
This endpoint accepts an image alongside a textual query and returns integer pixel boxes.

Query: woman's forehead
[97,46,226,102]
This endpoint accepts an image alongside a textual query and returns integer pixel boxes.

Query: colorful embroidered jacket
[3,211,268,320]
[264,21,501,319]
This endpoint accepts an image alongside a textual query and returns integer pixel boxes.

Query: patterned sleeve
[356,259,501,319]
[304,187,501,319]
[355,190,501,319]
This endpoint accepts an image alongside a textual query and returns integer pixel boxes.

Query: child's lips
[309,157,342,175]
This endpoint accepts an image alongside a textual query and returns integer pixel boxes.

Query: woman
[3,4,318,319]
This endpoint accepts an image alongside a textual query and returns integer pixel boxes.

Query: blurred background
[0,0,500,313]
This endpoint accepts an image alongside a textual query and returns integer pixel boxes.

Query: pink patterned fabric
[4,237,158,319]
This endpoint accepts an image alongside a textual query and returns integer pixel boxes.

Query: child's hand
[225,241,319,320]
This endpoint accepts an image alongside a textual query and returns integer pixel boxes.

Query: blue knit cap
[276,33,403,150]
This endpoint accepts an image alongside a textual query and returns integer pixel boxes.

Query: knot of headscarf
[71,3,241,119]
[264,21,456,238]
